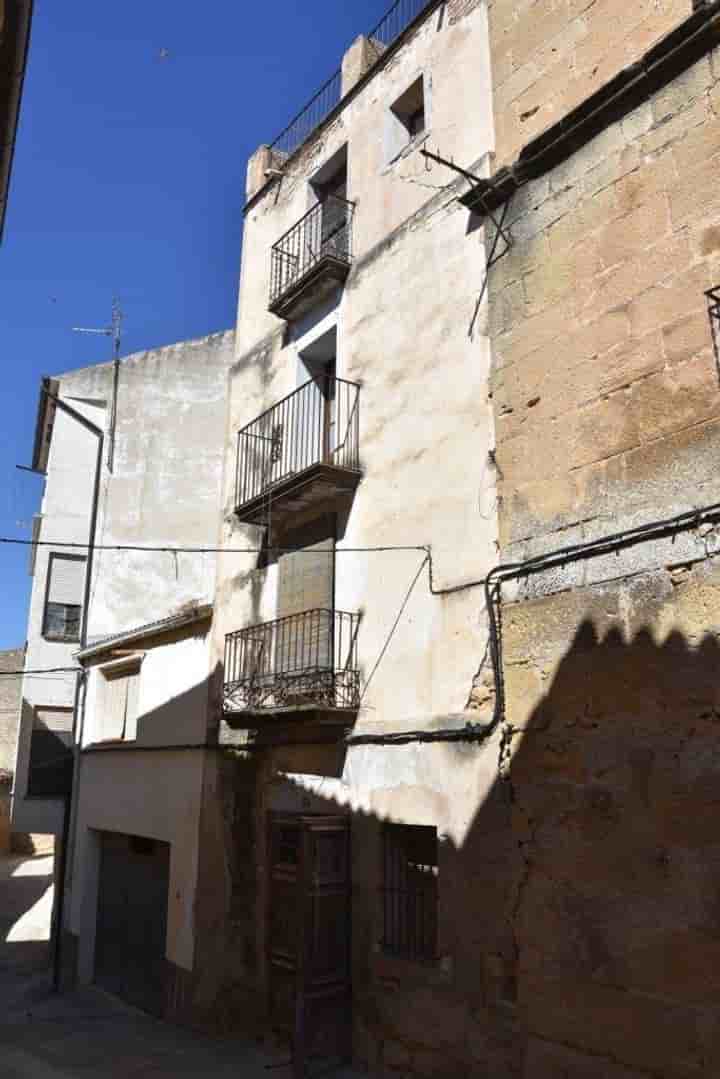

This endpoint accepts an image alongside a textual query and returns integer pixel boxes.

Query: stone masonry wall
[490,47,720,557]
[0,647,23,773]
[483,19,720,1079]
[487,0,691,168]
[498,558,720,1077]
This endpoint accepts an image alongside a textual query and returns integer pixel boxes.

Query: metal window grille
[382,824,438,961]
[269,0,436,158]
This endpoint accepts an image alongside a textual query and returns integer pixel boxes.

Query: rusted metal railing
[269,195,354,310]
[224,608,361,713]
[235,375,360,512]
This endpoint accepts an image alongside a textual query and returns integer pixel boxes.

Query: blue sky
[0,0,392,649]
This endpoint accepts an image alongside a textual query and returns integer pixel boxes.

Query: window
[43,553,86,642]
[392,75,427,143]
[382,824,438,961]
[98,659,142,742]
[27,707,73,797]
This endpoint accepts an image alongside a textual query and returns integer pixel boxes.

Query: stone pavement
[0,854,361,1079]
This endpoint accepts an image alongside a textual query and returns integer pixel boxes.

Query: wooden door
[268,814,351,1078]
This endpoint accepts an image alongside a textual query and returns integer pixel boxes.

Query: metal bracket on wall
[706,287,720,380]
[419,147,514,330]
[419,146,514,257]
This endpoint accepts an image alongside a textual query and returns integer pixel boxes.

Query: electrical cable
[0,536,429,556]
[359,554,430,705]
[0,667,81,677]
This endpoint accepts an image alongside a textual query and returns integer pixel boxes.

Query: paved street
[0,854,359,1079]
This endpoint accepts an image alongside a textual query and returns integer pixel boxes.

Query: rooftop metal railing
[269,0,436,159]
[224,608,361,713]
[236,375,360,513]
[270,194,354,310]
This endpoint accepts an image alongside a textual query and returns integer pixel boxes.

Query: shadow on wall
[68,622,720,1078]
[216,619,720,1078]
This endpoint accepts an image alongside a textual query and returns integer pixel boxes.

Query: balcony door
[311,147,348,262]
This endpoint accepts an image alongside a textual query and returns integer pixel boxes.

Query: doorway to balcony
[299,327,338,469]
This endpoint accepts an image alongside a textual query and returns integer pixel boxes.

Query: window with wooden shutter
[99,659,142,742]
[43,554,86,642]
[276,519,335,674]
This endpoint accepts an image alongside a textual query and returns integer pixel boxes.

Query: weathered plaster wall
[12,390,106,837]
[13,330,234,840]
[81,620,213,750]
[216,0,496,745]
[201,0,500,1057]
[69,747,205,983]
[490,48,720,560]
[82,331,235,639]
[236,0,492,356]
[487,0,692,168]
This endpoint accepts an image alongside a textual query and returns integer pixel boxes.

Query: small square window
[392,76,426,143]
[381,823,438,961]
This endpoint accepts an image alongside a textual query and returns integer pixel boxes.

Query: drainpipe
[41,387,104,992]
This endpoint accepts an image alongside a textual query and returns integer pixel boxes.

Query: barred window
[382,824,438,961]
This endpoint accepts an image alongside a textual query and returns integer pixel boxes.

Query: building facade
[11,331,235,986]
[33,1,720,1076]
[198,1,720,1076]
[196,0,503,1070]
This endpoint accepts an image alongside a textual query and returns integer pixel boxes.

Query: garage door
[95,832,170,1016]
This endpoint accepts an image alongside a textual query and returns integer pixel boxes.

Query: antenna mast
[73,298,123,472]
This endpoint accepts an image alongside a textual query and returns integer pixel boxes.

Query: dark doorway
[94,832,170,1016]
[268,814,351,1078]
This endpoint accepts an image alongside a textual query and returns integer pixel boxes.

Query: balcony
[235,376,361,525]
[223,609,361,727]
[269,195,355,320]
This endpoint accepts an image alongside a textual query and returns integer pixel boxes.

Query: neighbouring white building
[11,331,235,989]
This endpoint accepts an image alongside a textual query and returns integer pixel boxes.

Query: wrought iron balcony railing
[224,609,361,715]
[269,195,355,316]
[269,0,436,158]
[235,376,361,521]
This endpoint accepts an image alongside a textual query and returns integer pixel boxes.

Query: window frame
[41,552,86,643]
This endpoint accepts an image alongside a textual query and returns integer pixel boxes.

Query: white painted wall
[12,392,107,837]
[214,0,497,757]
[81,625,212,749]
[70,748,205,981]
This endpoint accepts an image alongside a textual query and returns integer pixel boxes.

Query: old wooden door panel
[268,814,351,1077]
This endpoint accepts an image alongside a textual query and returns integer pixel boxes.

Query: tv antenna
[73,298,123,472]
